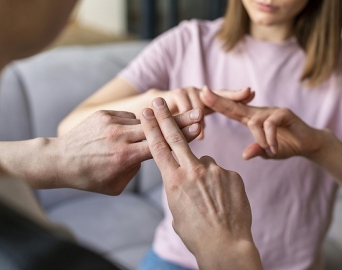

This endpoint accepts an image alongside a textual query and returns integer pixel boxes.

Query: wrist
[0,138,61,188]
[28,137,63,189]
[306,128,333,163]
[195,232,262,270]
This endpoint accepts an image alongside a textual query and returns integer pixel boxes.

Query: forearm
[0,138,61,189]
[308,129,342,186]
[58,91,154,136]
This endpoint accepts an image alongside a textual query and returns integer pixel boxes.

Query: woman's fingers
[242,143,267,160]
[188,87,206,139]
[173,108,203,129]
[215,87,255,103]
[263,117,278,154]
[181,123,202,142]
[173,88,193,113]
[201,85,254,124]
[247,116,269,150]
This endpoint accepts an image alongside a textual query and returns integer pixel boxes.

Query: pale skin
[58,78,255,137]
[200,86,342,185]
[0,0,205,195]
[242,0,309,42]
[0,0,263,267]
[0,109,203,195]
[57,0,341,267]
[141,97,263,270]
[58,0,310,137]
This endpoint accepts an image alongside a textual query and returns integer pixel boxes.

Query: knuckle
[165,133,184,145]
[278,108,292,116]
[157,109,173,121]
[187,87,198,93]
[201,155,215,163]
[247,118,260,128]
[209,164,223,179]
[230,171,245,187]
[96,111,115,125]
[151,140,170,154]
[174,88,183,95]
[107,126,124,140]
[223,103,235,114]
[264,119,275,129]
[191,163,207,179]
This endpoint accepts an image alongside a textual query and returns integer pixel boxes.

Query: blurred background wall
[52,0,227,47]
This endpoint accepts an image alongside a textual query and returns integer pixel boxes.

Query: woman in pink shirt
[59,0,342,269]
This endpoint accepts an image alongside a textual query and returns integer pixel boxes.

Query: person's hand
[140,97,262,270]
[147,86,255,139]
[200,86,325,160]
[54,109,203,195]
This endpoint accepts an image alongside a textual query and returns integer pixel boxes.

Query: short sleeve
[118,23,186,93]
[119,21,200,92]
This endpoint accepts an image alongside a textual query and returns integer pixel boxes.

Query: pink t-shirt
[119,19,342,270]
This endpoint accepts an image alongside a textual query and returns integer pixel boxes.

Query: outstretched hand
[140,97,262,270]
[200,86,324,160]
[55,108,203,195]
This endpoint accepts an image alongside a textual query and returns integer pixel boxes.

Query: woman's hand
[200,86,324,160]
[147,86,255,139]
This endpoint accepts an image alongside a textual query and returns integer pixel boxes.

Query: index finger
[140,108,179,174]
[201,85,257,125]
[141,98,198,169]
[151,98,199,167]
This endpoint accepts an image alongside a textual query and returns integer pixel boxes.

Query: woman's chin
[251,16,281,27]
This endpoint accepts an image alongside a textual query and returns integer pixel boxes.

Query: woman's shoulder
[154,18,224,46]
[175,18,224,39]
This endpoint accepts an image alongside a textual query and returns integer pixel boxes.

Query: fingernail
[152,98,165,109]
[270,146,277,155]
[142,109,154,119]
[189,123,200,133]
[190,109,200,120]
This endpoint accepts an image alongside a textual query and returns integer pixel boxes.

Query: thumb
[242,143,266,160]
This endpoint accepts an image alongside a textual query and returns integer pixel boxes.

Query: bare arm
[58,77,152,136]
[0,138,60,188]
[1,109,203,194]
[58,76,256,138]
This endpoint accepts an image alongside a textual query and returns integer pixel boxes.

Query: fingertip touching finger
[173,108,204,129]
[201,86,249,123]
[140,107,179,174]
[151,97,198,166]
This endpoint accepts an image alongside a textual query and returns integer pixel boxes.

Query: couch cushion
[0,66,32,141]
[14,42,149,138]
[46,192,163,269]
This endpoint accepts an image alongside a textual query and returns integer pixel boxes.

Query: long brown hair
[217,0,342,87]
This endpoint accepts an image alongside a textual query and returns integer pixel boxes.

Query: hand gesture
[56,108,203,195]
[140,97,262,270]
[148,86,255,139]
[200,86,324,160]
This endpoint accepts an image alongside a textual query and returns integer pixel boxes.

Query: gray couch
[0,42,341,270]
